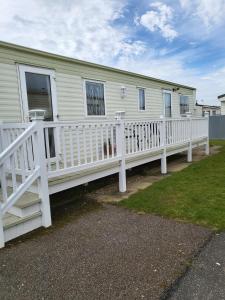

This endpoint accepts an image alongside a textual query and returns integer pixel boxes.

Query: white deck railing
[0,121,52,247]
[39,114,209,181]
[0,112,209,247]
[0,113,209,229]
[43,121,120,178]
[0,123,29,152]
[0,123,39,212]
[0,115,208,180]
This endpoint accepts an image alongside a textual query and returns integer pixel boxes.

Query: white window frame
[163,89,173,118]
[17,64,59,162]
[179,94,189,116]
[137,87,146,112]
[17,64,58,122]
[83,79,106,118]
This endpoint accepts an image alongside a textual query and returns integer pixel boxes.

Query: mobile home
[0,41,199,123]
[0,41,209,247]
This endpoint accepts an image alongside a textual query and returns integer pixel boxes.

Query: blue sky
[0,0,225,104]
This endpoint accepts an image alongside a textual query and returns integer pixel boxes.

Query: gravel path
[0,203,211,300]
[168,232,225,300]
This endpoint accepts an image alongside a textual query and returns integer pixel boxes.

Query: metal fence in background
[209,115,225,139]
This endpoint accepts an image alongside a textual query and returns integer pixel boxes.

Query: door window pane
[164,92,172,117]
[180,95,189,115]
[25,72,55,157]
[25,72,53,121]
[86,81,105,116]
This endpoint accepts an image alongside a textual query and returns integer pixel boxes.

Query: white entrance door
[18,65,58,157]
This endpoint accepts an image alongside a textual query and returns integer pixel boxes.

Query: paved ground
[168,232,225,300]
[0,201,211,300]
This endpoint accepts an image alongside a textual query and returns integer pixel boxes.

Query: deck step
[0,188,41,218]
[3,211,42,243]
[0,188,43,244]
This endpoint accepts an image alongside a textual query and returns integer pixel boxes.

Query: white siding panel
[0,63,21,122]
[0,45,196,122]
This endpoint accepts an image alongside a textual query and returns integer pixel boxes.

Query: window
[25,72,54,121]
[164,91,172,117]
[138,88,145,111]
[180,95,189,115]
[85,81,105,116]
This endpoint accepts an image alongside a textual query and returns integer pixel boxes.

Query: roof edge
[0,40,196,90]
[218,94,225,99]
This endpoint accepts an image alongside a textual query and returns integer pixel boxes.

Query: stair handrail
[0,122,37,165]
[0,122,39,212]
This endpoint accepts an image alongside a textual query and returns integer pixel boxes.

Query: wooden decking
[0,116,209,247]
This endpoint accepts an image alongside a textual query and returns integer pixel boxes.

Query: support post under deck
[115,111,126,192]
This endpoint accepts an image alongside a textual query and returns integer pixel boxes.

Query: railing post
[204,111,210,155]
[115,111,126,192]
[0,120,4,152]
[0,204,5,248]
[30,110,52,228]
[186,112,192,162]
[160,115,167,174]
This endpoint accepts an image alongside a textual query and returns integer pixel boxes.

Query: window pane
[25,72,53,121]
[164,92,171,117]
[86,81,105,116]
[139,88,145,110]
[180,95,189,115]
[25,72,55,157]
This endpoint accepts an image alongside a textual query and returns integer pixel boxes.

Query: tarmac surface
[168,232,225,300]
[0,202,211,300]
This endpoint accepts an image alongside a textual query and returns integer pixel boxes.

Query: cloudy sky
[0,0,225,105]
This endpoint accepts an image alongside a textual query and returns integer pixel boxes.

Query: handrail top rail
[0,122,37,165]
[0,123,30,129]
[0,116,207,128]
[40,116,208,128]
[42,121,117,127]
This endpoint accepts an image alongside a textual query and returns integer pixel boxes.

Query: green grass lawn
[120,141,225,231]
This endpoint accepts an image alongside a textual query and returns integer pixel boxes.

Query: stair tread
[0,188,40,208]
[3,211,42,229]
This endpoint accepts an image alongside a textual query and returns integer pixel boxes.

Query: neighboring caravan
[0,41,199,123]
[218,94,225,115]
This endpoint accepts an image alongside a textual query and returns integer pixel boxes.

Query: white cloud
[0,0,145,64]
[0,0,224,105]
[180,0,225,28]
[137,2,178,41]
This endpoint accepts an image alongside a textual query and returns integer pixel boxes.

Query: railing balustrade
[0,113,209,247]
[0,113,209,242]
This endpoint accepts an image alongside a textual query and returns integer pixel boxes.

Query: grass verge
[120,141,225,231]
